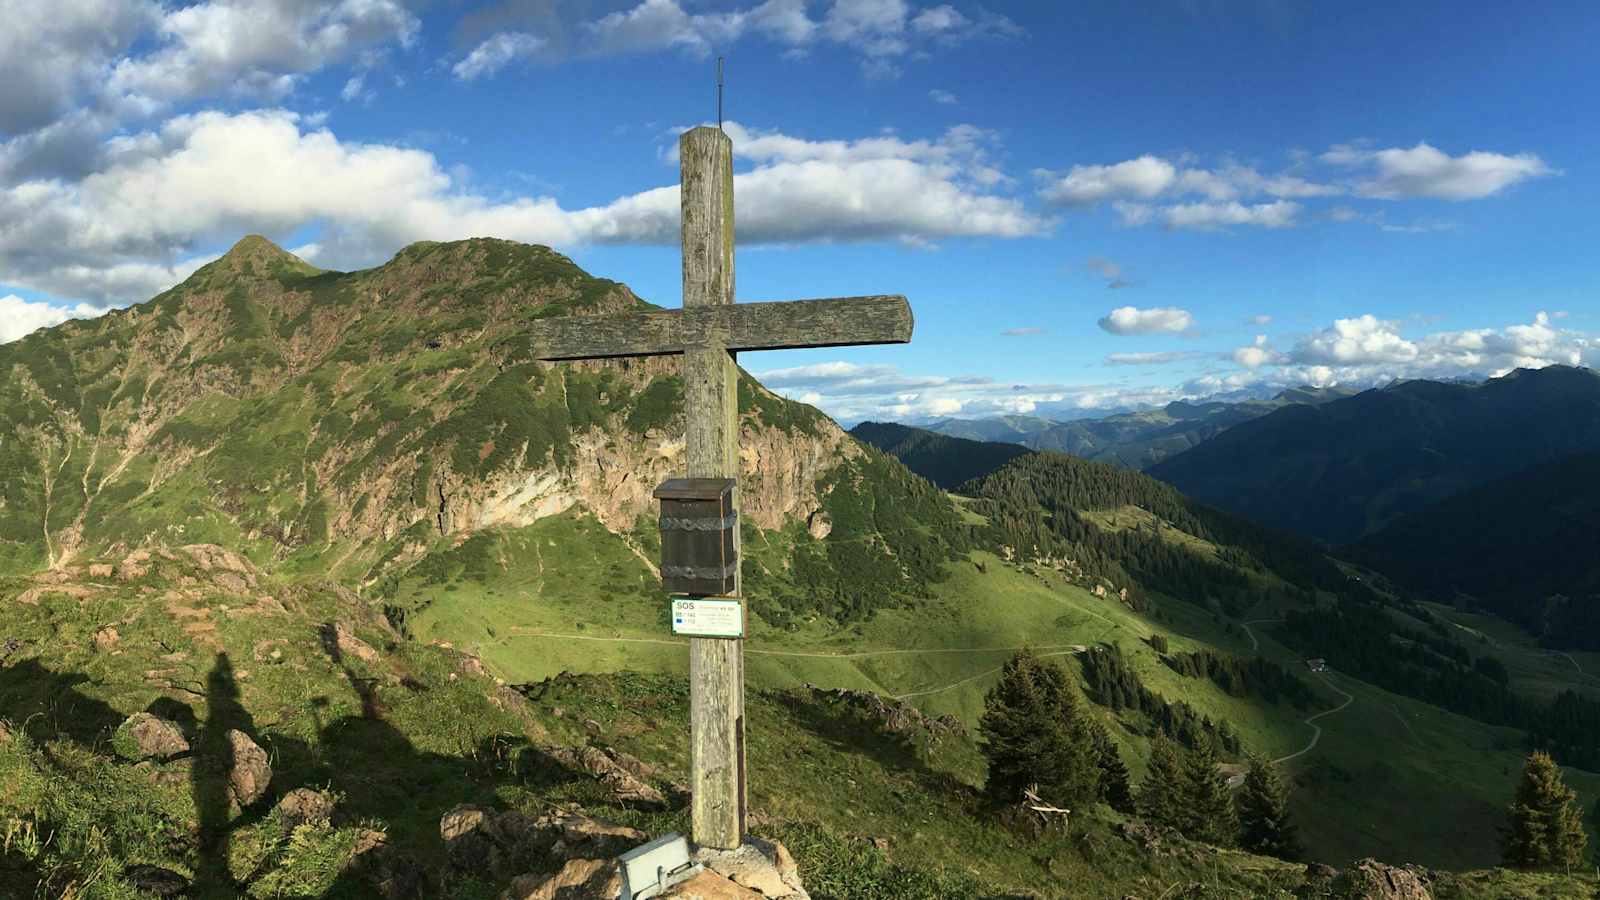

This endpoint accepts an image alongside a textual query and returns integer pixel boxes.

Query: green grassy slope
[3,552,1591,898]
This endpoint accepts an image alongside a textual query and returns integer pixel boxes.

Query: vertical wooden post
[679,125,746,850]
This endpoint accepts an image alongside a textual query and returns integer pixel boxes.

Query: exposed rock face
[226,729,272,807]
[443,408,858,542]
[1329,858,1432,900]
[114,713,190,760]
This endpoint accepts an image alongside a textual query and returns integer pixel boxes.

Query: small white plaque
[671,598,744,638]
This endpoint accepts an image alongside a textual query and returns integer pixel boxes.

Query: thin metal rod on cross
[528,126,912,849]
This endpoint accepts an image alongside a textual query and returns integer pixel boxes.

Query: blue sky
[2,0,1596,423]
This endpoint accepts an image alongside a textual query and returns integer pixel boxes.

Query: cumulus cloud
[1038,156,1175,207]
[1290,314,1419,365]
[1218,311,1597,391]
[1232,334,1283,368]
[452,31,546,80]
[1323,141,1556,200]
[1098,306,1194,336]
[0,111,1042,305]
[0,294,105,343]
[1037,153,1333,229]
[928,88,958,104]
[108,0,419,109]
[0,0,155,135]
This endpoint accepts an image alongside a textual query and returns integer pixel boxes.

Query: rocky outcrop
[544,745,665,807]
[1328,859,1432,900]
[274,788,337,829]
[226,729,272,807]
[114,713,190,760]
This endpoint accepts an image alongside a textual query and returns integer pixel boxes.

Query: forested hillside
[1349,452,1600,650]
[848,420,1031,488]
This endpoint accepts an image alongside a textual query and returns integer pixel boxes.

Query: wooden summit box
[653,478,737,596]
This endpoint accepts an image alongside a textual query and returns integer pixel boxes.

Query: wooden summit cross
[526,126,913,849]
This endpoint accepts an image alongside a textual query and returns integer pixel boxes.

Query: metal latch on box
[619,833,701,899]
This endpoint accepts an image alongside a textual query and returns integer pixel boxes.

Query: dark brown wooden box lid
[653,478,736,501]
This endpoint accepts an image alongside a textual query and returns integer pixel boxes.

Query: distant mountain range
[918,386,1355,470]
[1148,366,1600,545]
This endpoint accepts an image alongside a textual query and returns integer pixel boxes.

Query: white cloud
[1156,200,1301,230]
[1001,326,1044,336]
[1038,154,1331,229]
[0,294,105,343]
[928,88,958,104]
[1291,314,1418,365]
[0,111,1042,305]
[1324,142,1556,200]
[1218,311,1596,390]
[452,31,546,80]
[568,0,1016,73]
[1038,156,1176,207]
[1098,306,1194,336]
[1232,334,1283,368]
[107,0,419,110]
[0,0,155,134]
[1106,351,1204,366]
[1250,314,1273,325]
[911,4,967,33]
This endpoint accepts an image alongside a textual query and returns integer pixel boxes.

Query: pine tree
[1502,751,1588,870]
[1236,753,1302,859]
[1089,717,1135,813]
[979,649,1098,810]
[1138,733,1189,831]
[1181,735,1237,846]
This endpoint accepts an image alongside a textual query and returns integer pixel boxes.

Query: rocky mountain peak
[213,234,321,279]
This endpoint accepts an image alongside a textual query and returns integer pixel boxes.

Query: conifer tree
[1502,751,1588,870]
[1138,733,1189,831]
[1236,753,1302,859]
[1089,717,1135,813]
[979,649,1098,809]
[1182,735,1238,846]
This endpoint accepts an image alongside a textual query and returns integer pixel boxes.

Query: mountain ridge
[1148,365,1600,544]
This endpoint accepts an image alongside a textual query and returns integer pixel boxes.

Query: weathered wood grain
[527,295,913,360]
[680,125,747,851]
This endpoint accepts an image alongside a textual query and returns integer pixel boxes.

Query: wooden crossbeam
[527,295,913,361]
